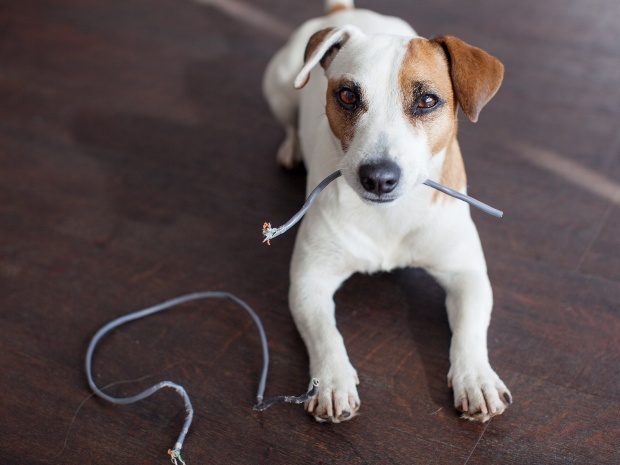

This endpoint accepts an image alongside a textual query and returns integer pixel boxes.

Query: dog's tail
[326,0,354,14]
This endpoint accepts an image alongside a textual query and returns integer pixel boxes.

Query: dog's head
[294,26,503,204]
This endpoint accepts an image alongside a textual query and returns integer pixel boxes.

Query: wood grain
[0,0,618,463]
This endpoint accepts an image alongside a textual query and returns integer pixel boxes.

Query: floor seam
[463,419,491,465]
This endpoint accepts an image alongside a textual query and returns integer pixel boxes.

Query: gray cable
[262,170,343,243]
[263,170,502,244]
[85,291,270,464]
[423,179,503,218]
[254,378,320,411]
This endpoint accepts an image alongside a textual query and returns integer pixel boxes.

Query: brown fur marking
[431,36,504,122]
[399,39,457,156]
[398,39,467,204]
[328,4,351,14]
[325,79,366,151]
[304,28,335,63]
[433,134,467,204]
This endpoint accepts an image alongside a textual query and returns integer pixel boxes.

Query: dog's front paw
[306,366,360,423]
[448,363,512,422]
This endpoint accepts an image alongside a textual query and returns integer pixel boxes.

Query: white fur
[263,5,511,423]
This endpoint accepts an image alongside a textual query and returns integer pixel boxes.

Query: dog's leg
[263,46,303,169]
[288,237,360,423]
[431,265,512,422]
[276,125,302,169]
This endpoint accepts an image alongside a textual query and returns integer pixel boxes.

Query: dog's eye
[337,87,359,109]
[419,95,438,108]
[414,94,439,114]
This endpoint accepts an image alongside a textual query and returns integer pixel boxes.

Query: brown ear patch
[295,26,359,89]
[304,27,336,64]
[431,36,504,122]
[296,28,336,89]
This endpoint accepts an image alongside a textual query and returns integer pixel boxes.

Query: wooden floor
[1,0,618,463]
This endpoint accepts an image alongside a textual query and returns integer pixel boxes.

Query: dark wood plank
[468,373,619,464]
[580,204,620,281]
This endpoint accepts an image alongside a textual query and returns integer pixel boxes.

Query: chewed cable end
[168,448,186,465]
[253,378,320,411]
[262,222,280,245]
[260,171,342,246]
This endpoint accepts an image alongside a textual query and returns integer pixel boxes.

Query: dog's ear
[294,26,362,89]
[431,36,504,122]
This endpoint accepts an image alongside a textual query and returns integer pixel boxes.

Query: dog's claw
[461,398,469,413]
[450,363,511,422]
[305,370,360,423]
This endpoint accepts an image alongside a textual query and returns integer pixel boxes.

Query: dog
[262,0,512,423]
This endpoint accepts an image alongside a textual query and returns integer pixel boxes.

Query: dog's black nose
[359,159,401,195]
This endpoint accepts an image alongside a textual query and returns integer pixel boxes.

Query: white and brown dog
[263,0,511,423]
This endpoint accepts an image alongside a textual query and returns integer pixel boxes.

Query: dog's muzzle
[358,159,401,202]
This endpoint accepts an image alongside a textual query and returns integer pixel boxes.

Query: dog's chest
[328,191,439,273]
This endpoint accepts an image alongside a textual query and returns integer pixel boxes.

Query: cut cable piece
[262,170,503,244]
[85,292,317,463]
[262,170,343,243]
[254,378,320,411]
[423,179,503,218]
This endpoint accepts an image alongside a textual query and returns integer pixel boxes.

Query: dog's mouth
[360,193,398,204]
